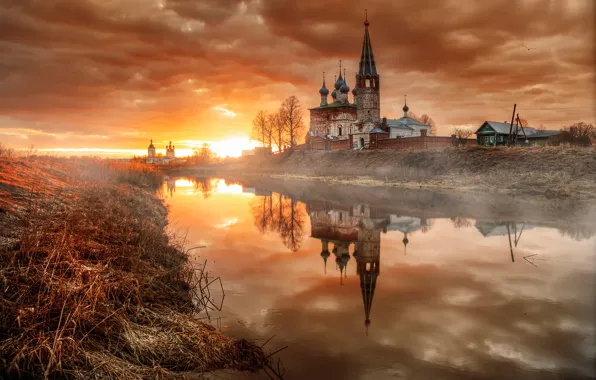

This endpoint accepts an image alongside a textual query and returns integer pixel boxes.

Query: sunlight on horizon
[34,136,261,158]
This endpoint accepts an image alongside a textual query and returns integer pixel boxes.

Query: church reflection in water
[308,201,431,332]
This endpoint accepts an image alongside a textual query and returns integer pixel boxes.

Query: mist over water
[163,177,596,380]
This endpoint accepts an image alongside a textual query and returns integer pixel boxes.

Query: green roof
[309,101,357,111]
[525,130,560,139]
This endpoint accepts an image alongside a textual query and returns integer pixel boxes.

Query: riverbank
[0,157,268,379]
[195,146,596,199]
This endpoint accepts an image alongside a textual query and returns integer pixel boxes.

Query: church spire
[359,11,377,77]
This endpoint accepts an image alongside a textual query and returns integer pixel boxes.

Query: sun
[209,137,260,158]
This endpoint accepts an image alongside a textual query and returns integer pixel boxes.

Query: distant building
[147,139,156,163]
[166,141,175,159]
[475,121,560,147]
[146,139,177,165]
[386,102,432,138]
[241,150,255,157]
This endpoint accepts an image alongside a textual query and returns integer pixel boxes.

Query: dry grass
[210,146,596,199]
[0,156,269,379]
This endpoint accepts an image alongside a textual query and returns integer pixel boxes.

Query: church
[308,16,431,148]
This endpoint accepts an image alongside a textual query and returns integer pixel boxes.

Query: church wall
[309,107,357,138]
[389,129,414,139]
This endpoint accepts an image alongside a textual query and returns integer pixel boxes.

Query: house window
[489,136,494,143]
[338,127,342,136]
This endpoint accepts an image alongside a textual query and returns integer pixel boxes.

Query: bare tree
[191,143,215,165]
[453,127,474,146]
[407,111,437,136]
[251,110,269,148]
[550,122,594,147]
[280,96,305,148]
[419,114,437,136]
[566,122,596,142]
[454,128,474,139]
[270,110,287,153]
[265,113,277,152]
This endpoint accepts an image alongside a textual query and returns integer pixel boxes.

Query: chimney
[382,117,388,132]
[421,129,427,137]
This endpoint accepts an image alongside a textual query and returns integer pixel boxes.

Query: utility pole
[516,114,528,145]
[507,104,517,146]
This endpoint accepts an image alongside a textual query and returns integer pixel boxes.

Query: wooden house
[475,121,560,147]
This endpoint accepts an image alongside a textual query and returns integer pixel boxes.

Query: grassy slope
[0,157,267,379]
[212,146,596,199]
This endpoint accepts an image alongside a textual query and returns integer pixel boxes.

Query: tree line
[251,96,306,152]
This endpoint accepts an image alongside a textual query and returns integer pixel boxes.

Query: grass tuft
[0,155,269,379]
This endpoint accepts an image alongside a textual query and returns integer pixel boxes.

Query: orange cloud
[0,0,593,152]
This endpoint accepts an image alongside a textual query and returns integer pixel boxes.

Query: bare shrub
[0,142,14,158]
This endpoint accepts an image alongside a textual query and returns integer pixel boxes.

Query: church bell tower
[356,14,380,123]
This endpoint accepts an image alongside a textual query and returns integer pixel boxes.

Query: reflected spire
[359,261,378,335]
[403,232,409,256]
[320,239,330,274]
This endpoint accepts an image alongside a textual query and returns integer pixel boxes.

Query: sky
[0,0,594,157]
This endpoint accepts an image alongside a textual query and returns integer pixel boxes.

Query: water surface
[163,177,595,380]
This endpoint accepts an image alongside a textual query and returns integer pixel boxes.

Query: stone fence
[296,134,477,152]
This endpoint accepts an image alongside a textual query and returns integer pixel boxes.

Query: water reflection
[250,193,306,251]
[163,178,596,379]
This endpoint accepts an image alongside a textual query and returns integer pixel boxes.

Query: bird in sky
[520,44,536,51]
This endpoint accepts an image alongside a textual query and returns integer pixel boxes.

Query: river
[162,176,596,380]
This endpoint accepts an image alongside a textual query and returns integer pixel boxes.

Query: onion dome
[334,73,344,90]
[352,87,357,96]
[319,82,329,96]
[331,89,337,99]
[340,81,350,93]
[148,139,155,148]
[403,103,409,114]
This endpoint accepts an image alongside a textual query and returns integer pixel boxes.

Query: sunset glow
[0,0,593,155]
[34,136,260,158]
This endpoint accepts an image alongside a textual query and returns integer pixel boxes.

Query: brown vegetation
[551,122,595,147]
[208,146,596,199]
[0,157,269,379]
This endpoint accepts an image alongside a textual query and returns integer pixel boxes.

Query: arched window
[338,127,342,136]
[365,79,370,87]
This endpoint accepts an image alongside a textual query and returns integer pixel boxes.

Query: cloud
[0,0,593,150]
[211,105,237,118]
